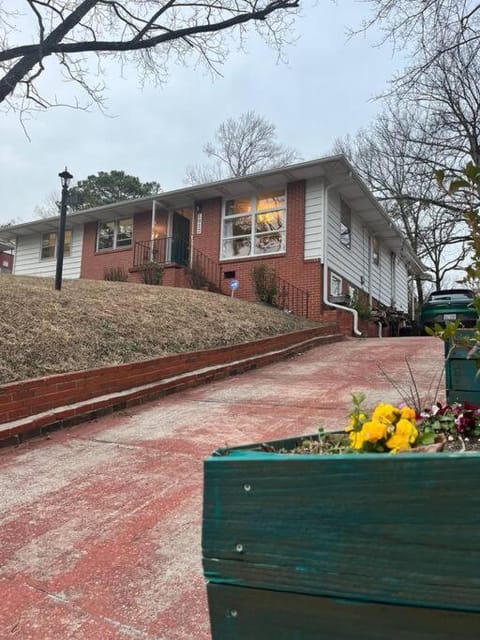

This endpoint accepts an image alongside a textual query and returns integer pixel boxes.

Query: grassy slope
[0,275,319,384]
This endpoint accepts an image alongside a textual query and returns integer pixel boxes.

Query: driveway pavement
[0,337,444,639]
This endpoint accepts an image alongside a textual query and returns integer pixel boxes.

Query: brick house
[2,155,424,334]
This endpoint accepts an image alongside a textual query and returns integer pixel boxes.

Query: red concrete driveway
[0,337,444,639]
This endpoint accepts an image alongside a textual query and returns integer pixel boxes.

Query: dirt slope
[0,275,320,384]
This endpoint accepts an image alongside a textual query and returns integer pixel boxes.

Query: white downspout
[323,180,362,336]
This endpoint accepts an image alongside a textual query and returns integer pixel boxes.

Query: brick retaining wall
[0,325,341,443]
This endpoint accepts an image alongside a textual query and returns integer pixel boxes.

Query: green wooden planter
[202,434,480,639]
[446,329,480,404]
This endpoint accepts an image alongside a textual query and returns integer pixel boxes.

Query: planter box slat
[207,583,480,640]
[445,328,480,403]
[203,446,480,612]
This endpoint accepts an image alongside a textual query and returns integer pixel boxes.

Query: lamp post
[55,167,73,291]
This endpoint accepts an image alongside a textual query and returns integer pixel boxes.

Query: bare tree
[335,30,480,299]
[184,111,301,184]
[0,1,299,116]
[33,190,61,219]
[184,160,226,186]
[358,0,480,87]
[334,104,467,301]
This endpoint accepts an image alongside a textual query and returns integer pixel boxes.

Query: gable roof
[0,155,424,274]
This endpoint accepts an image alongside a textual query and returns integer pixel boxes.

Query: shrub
[104,265,128,282]
[140,261,164,285]
[350,289,372,320]
[188,259,210,290]
[252,264,277,305]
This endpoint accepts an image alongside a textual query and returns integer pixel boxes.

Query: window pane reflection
[226,199,252,216]
[223,215,252,237]
[257,191,285,211]
[223,237,252,258]
[254,232,284,254]
[256,211,284,233]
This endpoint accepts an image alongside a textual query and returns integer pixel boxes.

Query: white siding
[326,191,367,288]
[395,259,409,311]
[371,243,390,308]
[13,226,83,278]
[326,191,410,312]
[304,178,324,259]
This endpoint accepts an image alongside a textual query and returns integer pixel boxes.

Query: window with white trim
[340,200,351,249]
[221,191,286,259]
[330,273,342,297]
[97,218,133,251]
[41,230,72,260]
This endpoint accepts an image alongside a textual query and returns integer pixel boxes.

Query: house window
[372,236,380,266]
[340,200,351,249]
[97,218,133,251]
[221,191,286,259]
[330,273,342,297]
[41,230,72,260]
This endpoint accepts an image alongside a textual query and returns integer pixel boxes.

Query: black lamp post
[55,167,73,291]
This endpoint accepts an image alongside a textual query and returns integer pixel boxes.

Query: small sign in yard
[229,279,240,297]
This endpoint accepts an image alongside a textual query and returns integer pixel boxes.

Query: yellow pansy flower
[400,406,417,421]
[349,430,365,450]
[385,433,411,452]
[372,403,401,425]
[386,418,418,451]
[361,420,388,444]
[346,417,356,432]
[396,418,418,443]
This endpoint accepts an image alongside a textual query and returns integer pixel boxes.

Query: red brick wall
[81,211,151,280]
[0,326,339,429]
[192,196,223,266]
[76,185,325,318]
[193,183,323,319]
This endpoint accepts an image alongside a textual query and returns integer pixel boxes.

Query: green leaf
[448,179,470,194]
[464,162,480,182]
[418,432,435,445]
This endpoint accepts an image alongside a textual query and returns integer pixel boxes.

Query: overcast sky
[0,0,403,227]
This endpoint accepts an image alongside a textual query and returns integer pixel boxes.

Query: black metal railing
[133,239,310,315]
[189,248,223,292]
[274,276,310,319]
[133,237,189,267]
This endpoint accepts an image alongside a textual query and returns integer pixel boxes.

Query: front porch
[131,236,224,294]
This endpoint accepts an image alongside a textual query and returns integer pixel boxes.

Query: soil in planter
[274,431,480,455]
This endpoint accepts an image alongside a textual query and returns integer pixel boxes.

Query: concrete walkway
[0,337,444,639]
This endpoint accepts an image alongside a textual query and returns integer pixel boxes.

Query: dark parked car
[420,289,477,333]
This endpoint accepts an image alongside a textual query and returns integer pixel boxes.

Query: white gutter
[322,180,362,337]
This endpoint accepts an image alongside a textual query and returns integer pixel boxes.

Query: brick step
[0,332,344,448]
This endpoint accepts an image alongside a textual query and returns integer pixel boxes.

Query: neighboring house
[1,156,424,333]
[0,240,14,273]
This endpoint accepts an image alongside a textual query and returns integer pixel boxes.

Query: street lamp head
[59,167,73,188]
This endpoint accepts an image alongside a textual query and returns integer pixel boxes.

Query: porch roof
[1,155,424,274]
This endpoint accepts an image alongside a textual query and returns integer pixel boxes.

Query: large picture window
[97,218,133,251]
[221,191,286,259]
[41,230,72,260]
